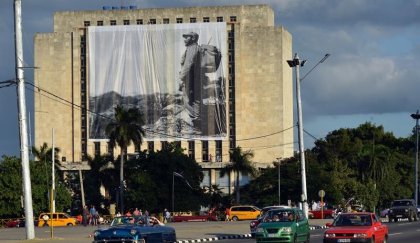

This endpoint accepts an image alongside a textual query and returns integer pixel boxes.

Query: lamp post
[287,53,330,218]
[275,158,282,205]
[411,110,420,206]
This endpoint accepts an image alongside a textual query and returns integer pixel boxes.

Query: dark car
[92,215,176,243]
[388,199,418,222]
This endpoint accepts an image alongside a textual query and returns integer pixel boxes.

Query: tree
[124,143,204,212]
[32,142,62,179]
[105,105,145,214]
[0,156,71,218]
[220,147,257,204]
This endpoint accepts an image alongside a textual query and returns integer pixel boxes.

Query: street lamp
[275,158,282,205]
[287,53,330,218]
[411,110,420,206]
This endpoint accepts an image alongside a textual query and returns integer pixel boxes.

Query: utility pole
[14,0,35,239]
[411,110,420,206]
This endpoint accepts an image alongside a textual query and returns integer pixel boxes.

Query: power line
[237,126,296,141]
[303,129,318,141]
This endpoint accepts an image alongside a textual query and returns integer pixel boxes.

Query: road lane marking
[389,232,403,235]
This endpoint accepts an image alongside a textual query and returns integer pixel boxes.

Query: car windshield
[262,209,295,223]
[111,216,150,226]
[333,214,372,226]
[392,200,412,207]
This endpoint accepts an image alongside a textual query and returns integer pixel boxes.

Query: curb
[176,234,252,243]
[176,225,326,243]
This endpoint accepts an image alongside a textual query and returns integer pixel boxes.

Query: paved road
[0,219,332,243]
[215,220,420,243]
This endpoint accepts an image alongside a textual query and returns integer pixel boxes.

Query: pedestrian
[225,207,230,221]
[89,205,97,226]
[133,208,141,216]
[82,205,89,226]
[164,209,171,223]
[42,213,49,227]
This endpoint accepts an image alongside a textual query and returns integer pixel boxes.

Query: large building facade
[34,4,293,193]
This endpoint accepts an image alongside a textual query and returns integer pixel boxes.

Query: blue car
[92,215,176,243]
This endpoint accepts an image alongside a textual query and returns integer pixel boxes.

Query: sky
[1,0,420,157]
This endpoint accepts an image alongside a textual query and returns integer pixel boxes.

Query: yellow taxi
[38,212,77,227]
[229,205,261,221]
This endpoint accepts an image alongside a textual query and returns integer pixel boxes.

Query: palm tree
[105,105,145,214]
[32,142,61,164]
[220,146,257,204]
[32,142,62,179]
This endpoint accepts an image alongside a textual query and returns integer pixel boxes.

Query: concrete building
[34,4,293,193]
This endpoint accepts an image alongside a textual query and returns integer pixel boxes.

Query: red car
[310,207,336,219]
[323,212,388,243]
[172,214,217,222]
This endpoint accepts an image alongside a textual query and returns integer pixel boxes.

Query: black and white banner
[88,23,227,140]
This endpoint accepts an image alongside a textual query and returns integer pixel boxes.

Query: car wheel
[383,235,388,243]
[408,213,413,222]
[370,236,375,243]
[67,223,74,226]
[232,216,239,221]
[293,234,297,243]
[414,213,418,221]
[393,217,398,223]
[304,233,310,243]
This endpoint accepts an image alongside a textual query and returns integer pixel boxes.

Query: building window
[136,19,143,25]
[203,17,210,22]
[97,21,103,26]
[174,141,181,149]
[110,20,117,25]
[216,141,222,162]
[230,16,237,22]
[228,40,234,50]
[84,21,90,27]
[123,20,130,25]
[217,16,223,22]
[161,141,169,150]
[134,143,140,153]
[188,141,195,160]
[107,142,114,157]
[149,19,156,24]
[163,18,170,24]
[94,142,100,157]
[202,141,209,162]
[190,17,196,23]
[176,18,183,23]
[148,141,154,152]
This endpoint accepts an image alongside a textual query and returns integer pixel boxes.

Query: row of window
[94,141,223,163]
[84,16,237,27]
